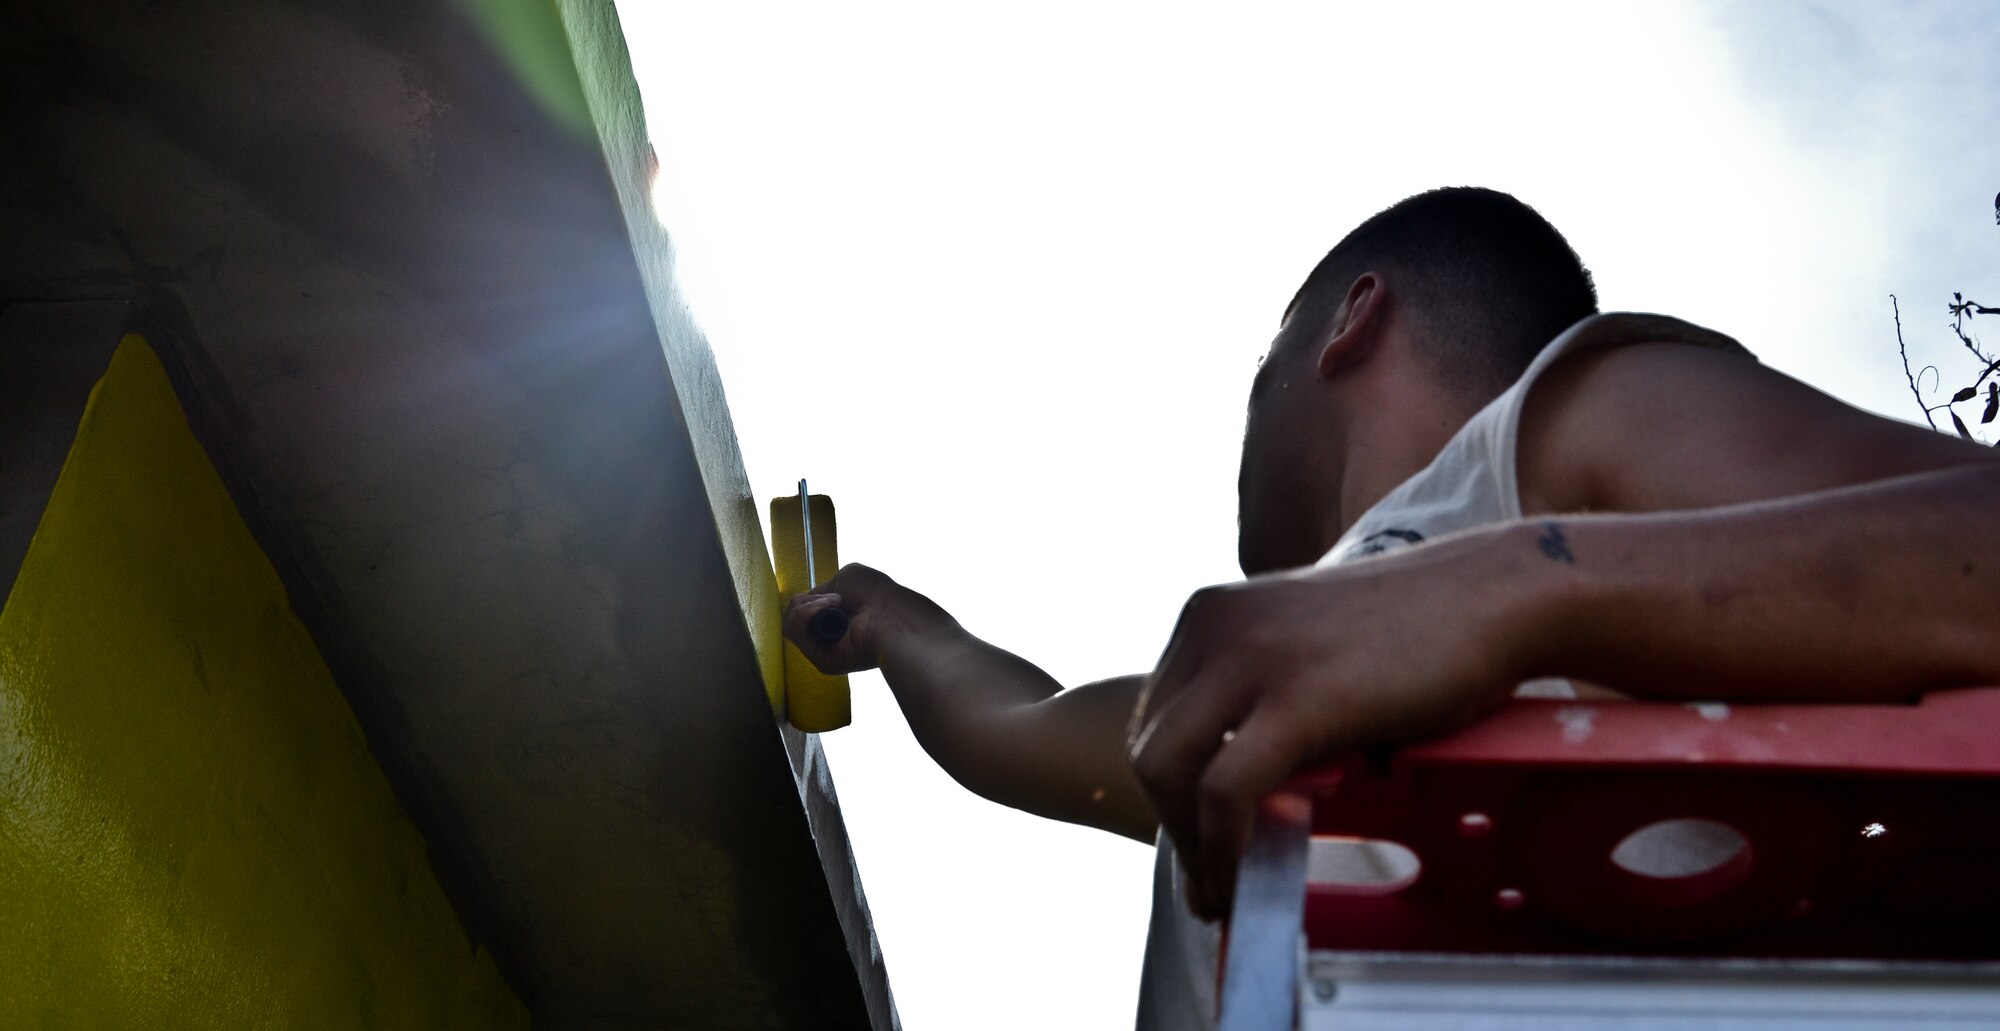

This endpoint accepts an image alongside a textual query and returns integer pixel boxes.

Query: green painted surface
[0,337,528,1028]
[458,0,595,139]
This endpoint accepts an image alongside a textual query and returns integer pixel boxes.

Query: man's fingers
[1191,702,1318,920]
[1136,583,1240,759]
[782,592,845,652]
[1129,663,1255,882]
[783,590,841,628]
[1126,681,1203,868]
[1129,586,1233,740]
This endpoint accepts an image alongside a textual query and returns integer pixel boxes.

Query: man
[783,187,2000,1021]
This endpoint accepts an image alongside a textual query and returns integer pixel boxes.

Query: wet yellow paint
[0,337,527,1027]
[769,493,849,732]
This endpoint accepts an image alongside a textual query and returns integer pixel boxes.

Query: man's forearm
[788,566,1154,840]
[1517,465,2000,701]
[872,587,1065,776]
[872,586,1155,835]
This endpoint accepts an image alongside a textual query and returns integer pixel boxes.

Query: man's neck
[1332,387,1485,540]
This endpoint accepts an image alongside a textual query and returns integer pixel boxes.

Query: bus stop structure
[0,1,893,1026]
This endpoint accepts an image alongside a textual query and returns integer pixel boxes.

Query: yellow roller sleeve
[768,493,850,732]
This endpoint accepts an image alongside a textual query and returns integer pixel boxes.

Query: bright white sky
[615,3,1998,1027]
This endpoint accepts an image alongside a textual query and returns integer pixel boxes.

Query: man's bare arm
[1516,342,2000,699]
[786,565,1155,843]
[1131,343,2000,918]
[1517,465,2000,699]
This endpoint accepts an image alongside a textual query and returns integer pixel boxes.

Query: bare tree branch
[1951,310,1994,367]
[1896,295,1940,430]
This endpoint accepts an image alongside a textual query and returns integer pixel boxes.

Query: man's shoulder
[1511,316,1758,513]
[1520,314,1754,404]
[1517,322,1988,515]
[1555,312,1749,358]
[1539,331,1760,404]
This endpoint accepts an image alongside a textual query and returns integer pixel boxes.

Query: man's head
[1237,187,1598,574]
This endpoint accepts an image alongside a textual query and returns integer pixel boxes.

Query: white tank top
[1133,312,1751,1030]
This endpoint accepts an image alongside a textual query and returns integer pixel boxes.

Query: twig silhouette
[1894,295,1939,431]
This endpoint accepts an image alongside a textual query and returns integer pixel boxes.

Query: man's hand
[1133,465,2000,923]
[784,562,1159,841]
[783,562,902,675]
[1133,342,2000,922]
[1128,531,1547,921]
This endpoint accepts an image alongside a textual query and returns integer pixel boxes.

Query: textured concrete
[0,1,891,1026]
[0,335,527,1027]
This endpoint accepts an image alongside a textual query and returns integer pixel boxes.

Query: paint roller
[770,480,850,732]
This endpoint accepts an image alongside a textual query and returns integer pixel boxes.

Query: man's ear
[1315,273,1385,377]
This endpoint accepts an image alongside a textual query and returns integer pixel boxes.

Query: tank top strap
[1322,312,1750,566]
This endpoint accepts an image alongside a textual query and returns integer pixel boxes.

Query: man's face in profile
[1236,316,1327,575]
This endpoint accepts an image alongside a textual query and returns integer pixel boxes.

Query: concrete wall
[0,330,527,1027]
[0,1,893,1025]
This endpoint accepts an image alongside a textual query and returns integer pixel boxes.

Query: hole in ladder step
[1307,836,1421,895]
[1609,818,1753,907]
[1611,818,1750,879]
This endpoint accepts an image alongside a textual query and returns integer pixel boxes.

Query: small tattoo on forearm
[1537,521,1575,564]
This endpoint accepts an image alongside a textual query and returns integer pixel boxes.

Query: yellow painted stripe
[0,336,526,1027]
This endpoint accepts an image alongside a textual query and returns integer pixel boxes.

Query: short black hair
[1283,187,1598,395]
